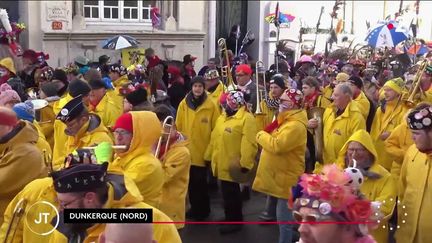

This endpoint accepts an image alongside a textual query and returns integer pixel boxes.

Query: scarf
[264,97,280,110]
[303,91,320,110]
[186,92,207,110]
[158,131,181,160]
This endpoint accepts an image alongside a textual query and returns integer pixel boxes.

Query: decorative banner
[121,47,146,67]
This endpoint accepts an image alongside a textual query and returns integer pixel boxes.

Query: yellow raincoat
[336,130,396,243]
[159,134,191,229]
[33,121,53,160]
[207,81,225,107]
[52,114,113,170]
[52,94,73,170]
[322,101,366,165]
[396,145,432,243]
[370,99,407,171]
[108,74,130,106]
[110,111,164,208]
[0,121,47,225]
[353,91,371,120]
[89,93,123,128]
[322,85,333,106]
[204,106,258,182]
[255,99,277,131]
[384,120,413,180]
[0,177,56,243]
[176,95,220,167]
[253,109,307,199]
[38,99,58,148]
[48,171,181,243]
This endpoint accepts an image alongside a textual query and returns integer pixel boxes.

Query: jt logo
[35,212,51,224]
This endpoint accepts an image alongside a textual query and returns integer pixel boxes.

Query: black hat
[190,76,205,87]
[348,76,363,89]
[126,87,148,106]
[269,74,286,89]
[51,163,108,193]
[41,82,59,97]
[56,95,86,123]
[52,69,68,84]
[88,78,106,90]
[68,79,91,98]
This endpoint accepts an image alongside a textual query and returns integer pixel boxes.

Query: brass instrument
[42,149,53,174]
[3,198,27,243]
[218,38,236,91]
[254,61,268,115]
[154,116,175,160]
[307,107,325,164]
[404,59,429,107]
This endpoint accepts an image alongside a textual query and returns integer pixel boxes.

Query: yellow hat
[335,73,349,83]
[0,57,16,75]
[383,77,404,94]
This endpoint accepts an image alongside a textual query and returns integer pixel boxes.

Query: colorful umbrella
[265,13,295,25]
[406,44,429,55]
[102,35,140,50]
[365,21,409,48]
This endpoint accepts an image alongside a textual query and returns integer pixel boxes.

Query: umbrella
[265,12,295,25]
[365,21,409,48]
[406,44,429,55]
[102,35,140,50]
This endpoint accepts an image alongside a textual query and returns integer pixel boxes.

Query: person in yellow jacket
[109,111,164,208]
[154,104,191,229]
[88,77,123,128]
[52,80,91,170]
[108,63,129,105]
[0,107,47,226]
[321,72,349,105]
[253,88,307,243]
[255,74,286,131]
[336,129,396,243]
[396,103,432,243]
[176,76,220,220]
[346,76,371,121]
[204,90,258,234]
[204,68,225,107]
[38,82,62,148]
[384,117,414,181]
[370,78,408,171]
[309,83,366,167]
[47,163,180,243]
[53,95,113,170]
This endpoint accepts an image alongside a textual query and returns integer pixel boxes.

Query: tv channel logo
[25,200,59,236]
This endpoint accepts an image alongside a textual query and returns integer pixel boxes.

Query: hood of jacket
[0,121,38,148]
[337,129,378,165]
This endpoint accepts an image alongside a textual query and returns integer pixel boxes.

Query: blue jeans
[276,198,293,243]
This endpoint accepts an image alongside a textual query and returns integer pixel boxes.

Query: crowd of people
[0,40,431,243]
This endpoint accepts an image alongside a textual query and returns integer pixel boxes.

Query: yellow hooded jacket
[207,81,225,107]
[53,114,113,170]
[353,91,371,120]
[0,121,47,225]
[396,145,432,243]
[370,99,407,171]
[33,121,53,160]
[336,129,396,243]
[38,99,58,148]
[176,95,220,167]
[384,120,414,180]
[52,94,73,169]
[204,106,258,182]
[253,109,307,199]
[108,74,130,107]
[322,101,366,165]
[89,93,123,128]
[48,172,181,243]
[110,111,164,208]
[159,134,191,229]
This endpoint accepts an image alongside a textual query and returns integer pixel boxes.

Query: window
[83,0,158,22]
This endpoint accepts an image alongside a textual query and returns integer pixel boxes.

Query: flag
[151,7,161,29]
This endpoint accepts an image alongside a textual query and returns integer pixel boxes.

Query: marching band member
[123,86,154,112]
[235,64,257,113]
[154,104,191,229]
[347,76,372,121]
[0,107,47,225]
[38,81,61,148]
[204,68,225,107]
[108,64,129,105]
[321,72,349,106]
[302,76,330,109]
[396,103,432,243]
[370,78,407,171]
[53,95,113,170]
[204,90,257,234]
[176,76,220,220]
[253,88,307,243]
[109,111,164,208]
[336,130,396,243]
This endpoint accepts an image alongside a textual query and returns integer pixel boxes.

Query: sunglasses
[293,210,332,223]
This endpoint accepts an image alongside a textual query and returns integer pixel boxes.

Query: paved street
[180,189,298,243]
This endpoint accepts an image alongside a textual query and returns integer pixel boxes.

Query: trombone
[3,198,27,243]
[404,59,429,107]
[155,116,175,160]
[218,38,236,91]
[255,61,268,115]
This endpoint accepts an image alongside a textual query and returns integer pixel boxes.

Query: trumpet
[3,198,27,243]
[255,61,268,115]
[154,116,175,160]
[218,38,236,91]
[81,145,127,150]
[404,59,429,107]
